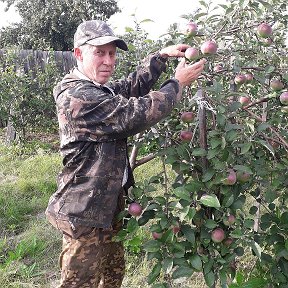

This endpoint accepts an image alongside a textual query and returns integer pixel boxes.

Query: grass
[0,143,261,288]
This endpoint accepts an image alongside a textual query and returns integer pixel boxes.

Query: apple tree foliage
[118,0,288,287]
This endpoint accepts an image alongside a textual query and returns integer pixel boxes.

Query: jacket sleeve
[109,52,168,98]
[57,78,181,143]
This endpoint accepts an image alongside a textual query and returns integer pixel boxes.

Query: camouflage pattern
[74,20,128,51]
[45,52,181,239]
[58,220,125,287]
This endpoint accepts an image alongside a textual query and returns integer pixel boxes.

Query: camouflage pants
[57,190,126,288]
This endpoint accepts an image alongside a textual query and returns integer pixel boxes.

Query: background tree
[0,0,120,50]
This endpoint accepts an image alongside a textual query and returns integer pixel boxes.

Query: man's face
[80,43,117,84]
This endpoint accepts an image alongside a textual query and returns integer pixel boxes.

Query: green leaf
[202,169,215,182]
[236,272,244,284]
[265,65,275,74]
[204,219,217,229]
[127,217,139,233]
[207,148,219,160]
[199,194,220,208]
[257,139,275,156]
[222,193,235,207]
[143,240,161,253]
[257,122,270,132]
[240,142,252,154]
[173,186,191,202]
[192,148,207,156]
[163,257,173,274]
[147,262,162,284]
[233,165,253,175]
[251,241,262,259]
[190,254,202,271]
[210,138,222,149]
[204,270,216,287]
[172,266,193,279]
[181,225,196,244]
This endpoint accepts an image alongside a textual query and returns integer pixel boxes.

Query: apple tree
[117,0,288,287]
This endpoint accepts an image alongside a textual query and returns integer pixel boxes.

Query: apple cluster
[184,21,218,62]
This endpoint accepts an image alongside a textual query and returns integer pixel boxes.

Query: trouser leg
[57,190,126,288]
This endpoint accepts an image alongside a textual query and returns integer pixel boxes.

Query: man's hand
[159,44,191,58]
[175,58,207,87]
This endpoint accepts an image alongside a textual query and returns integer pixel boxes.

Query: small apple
[185,47,200,61]
[234,74,246,85]
[244,73,253,83]
[128,202,143,217]
[172,224,180,234]
[179,130,193,142]
[262,38,273,46]
[239,96,251,106]
[186,22,198,36]
[237,171,251,183]
[180,111,195,123]
[223,169,237,185]
[270,80,284,91]
[224,214,236,226]
[280,91,288,105]
[211,228,225,243]
[257,23,272,38]
[200,40,218,55]
[224,237,234,246]
[152,231,162,240]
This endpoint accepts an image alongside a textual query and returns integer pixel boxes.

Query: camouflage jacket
[45,52,182,238]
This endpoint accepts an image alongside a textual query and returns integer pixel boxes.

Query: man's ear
[74,47,83,61]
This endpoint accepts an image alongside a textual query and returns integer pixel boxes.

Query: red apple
[228,214,236,224]
[172,224,180,234]
[262,38,273,46]
[180,111,195,123]
[239,96,251,106]
[270,80,284,91]
[179,130,193,142]
[186,22,198,36]
[152,231,162,240]
[223,169,237,185]
[237,171,251,183]
[224,238,234,246]
[200,40,218,55]
[184,47,200,61]
[224,214,236,226]
[280,91,288,105]
[211,228,225,243]
[257,23,272,38]
[234,74,246,85]
[128,202,143,217]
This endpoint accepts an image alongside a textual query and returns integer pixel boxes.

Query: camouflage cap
[74,20,128,51]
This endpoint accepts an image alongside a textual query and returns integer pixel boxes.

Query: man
[46,19,206,288]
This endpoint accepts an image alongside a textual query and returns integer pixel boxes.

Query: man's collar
[73,68,114,95]
[73,68,102,87]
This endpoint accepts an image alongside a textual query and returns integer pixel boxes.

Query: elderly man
[46,20,206,288]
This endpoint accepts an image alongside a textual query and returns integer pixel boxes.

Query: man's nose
[103,55,113,65]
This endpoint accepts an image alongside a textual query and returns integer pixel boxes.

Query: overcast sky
[0,0,226,40]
